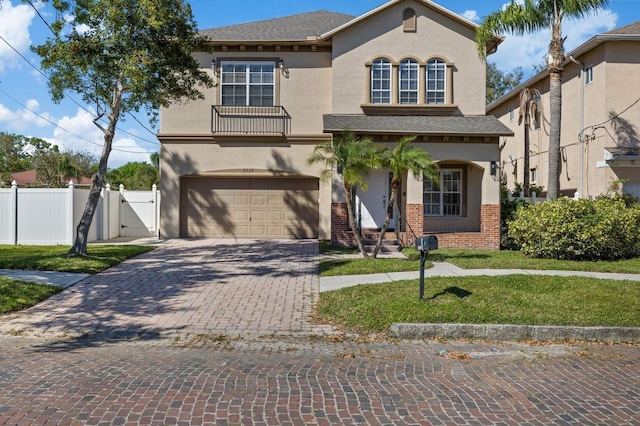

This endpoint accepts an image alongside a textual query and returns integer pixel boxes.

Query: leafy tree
[518,88,542,196]
[486,62,523,104]
[106,161,159,190]
[476,0,610,199]
[34,0,213,255]
[373,136,438,258]
[31,143,98,187]
[308,131,381,257]
[0,132,35,178]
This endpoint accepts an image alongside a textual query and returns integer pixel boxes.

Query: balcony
[212,105,291,136]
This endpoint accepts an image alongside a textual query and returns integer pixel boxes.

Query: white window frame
[530,168,537,183]
[585,65,594,85]
[399,59,419,104]
[509,108,515,122]
[371,58,392,104]
[423,169,463,217]
[426,59,446,105]
[221,61,275,106]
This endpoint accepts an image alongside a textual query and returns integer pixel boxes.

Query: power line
[0,87,156,155]
[0,30,159,146]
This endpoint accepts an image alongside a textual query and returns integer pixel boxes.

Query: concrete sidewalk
[319,261,640,292]
[0,269,90,288]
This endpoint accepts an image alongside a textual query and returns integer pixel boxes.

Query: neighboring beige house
[488,21,640,200]
[158,0,512,249]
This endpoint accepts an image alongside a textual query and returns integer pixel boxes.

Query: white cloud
[461,10,480,23]
[0,99,54,130]
[489,9,618,73]
[51,108,152,168]
[0,0,39,73]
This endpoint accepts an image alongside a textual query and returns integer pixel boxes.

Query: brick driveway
[0,239,332,339]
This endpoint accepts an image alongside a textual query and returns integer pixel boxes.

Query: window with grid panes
[423,169,462,216]
[221,61,275,106]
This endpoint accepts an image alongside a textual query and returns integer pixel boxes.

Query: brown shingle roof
[200,11,355,42]
[605,21,640,35]
[323,115,513,136]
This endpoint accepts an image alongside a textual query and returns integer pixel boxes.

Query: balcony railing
[212,105,291,135]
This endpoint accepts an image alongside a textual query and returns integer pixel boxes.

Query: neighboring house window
[530,168,537,183]
[371,58,392,104]
[426,59,446,104]
[585,65,593,85]
[509,108,515,122]
[399,59,419,104]
[423,169,462,216]
[403,8,417,32]
[221,61,275,106]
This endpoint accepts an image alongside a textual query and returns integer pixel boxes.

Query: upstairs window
[371,58,392,104]
[426,59,446,104]
[399,59,419,104]
[221,61,275,106]
[585,65,593,85]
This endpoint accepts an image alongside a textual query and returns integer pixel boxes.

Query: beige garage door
[180,177,319,239]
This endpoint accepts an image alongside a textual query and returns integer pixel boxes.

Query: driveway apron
[0,239,332,339]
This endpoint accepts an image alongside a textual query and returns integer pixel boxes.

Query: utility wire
[0,87,155,155]
[0,26,159,146]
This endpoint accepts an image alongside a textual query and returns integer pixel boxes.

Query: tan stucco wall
[159,140,332,239]
[489,40,640,198]
[160,51,332,135]
[331,0,486,115]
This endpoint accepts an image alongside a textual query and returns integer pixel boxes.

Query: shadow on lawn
[429,286,473,300]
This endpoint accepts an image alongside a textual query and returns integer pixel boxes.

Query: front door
[355,170,395,230]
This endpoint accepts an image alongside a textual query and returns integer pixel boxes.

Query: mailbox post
[415,235,438,299]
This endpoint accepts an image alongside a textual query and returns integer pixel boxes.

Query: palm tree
[519,87,542,196]
[373,136,438,258]
[308,130,380,258]
[476,0,610,199]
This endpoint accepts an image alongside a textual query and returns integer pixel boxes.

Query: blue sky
[0,0,637,168]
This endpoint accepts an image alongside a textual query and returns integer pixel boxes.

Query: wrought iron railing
[211,105,291,135]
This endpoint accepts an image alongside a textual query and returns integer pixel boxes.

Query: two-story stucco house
[158,0,512,249]
[488,21,640,200]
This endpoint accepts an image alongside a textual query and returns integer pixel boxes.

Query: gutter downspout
[569,55,584,199]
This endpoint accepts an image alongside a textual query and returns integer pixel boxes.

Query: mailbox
[415,235,438,252]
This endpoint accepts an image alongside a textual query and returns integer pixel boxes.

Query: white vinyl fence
[0,181,159,245]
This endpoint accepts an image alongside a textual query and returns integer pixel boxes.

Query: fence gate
[119,187,158,238]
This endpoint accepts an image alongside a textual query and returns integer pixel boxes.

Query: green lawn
[318,275,640,332]
[319,243,640,276]
[0,277,63,314]
[430,248,640,274]
[0,245,156,274]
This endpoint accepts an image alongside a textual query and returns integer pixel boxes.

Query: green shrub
[508,197,640,260]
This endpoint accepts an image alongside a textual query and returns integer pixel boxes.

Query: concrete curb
[390,323,640,343]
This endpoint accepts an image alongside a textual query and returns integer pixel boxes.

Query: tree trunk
[68,88,122,256]
[547,27,564,200]
[344,183,368,258]
[373,180,398,258]
[523,125,530,197]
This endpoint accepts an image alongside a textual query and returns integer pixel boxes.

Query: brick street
[0,336,638,425]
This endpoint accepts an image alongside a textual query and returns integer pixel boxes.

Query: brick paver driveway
[0,239,331,339]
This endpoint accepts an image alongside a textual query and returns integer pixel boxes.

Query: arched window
[399,59,419,104]
[426,59,446,104]
[371,58,392,104]
[403,8,417,32]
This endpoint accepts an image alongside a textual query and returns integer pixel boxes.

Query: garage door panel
[181,177,319,239]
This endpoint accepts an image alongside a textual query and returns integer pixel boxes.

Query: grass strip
[0,245,156,274]
[0,278,63,314]
[318,275,640,332]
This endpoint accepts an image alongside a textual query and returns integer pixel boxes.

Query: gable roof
[199,11,355,42]
[604,20,640,35]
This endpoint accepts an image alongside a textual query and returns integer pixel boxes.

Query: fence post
[152,184,158,237]
[532,192,537,203]
[67,180,75,245]
[9,181,17,245]
[104,183,111,240]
